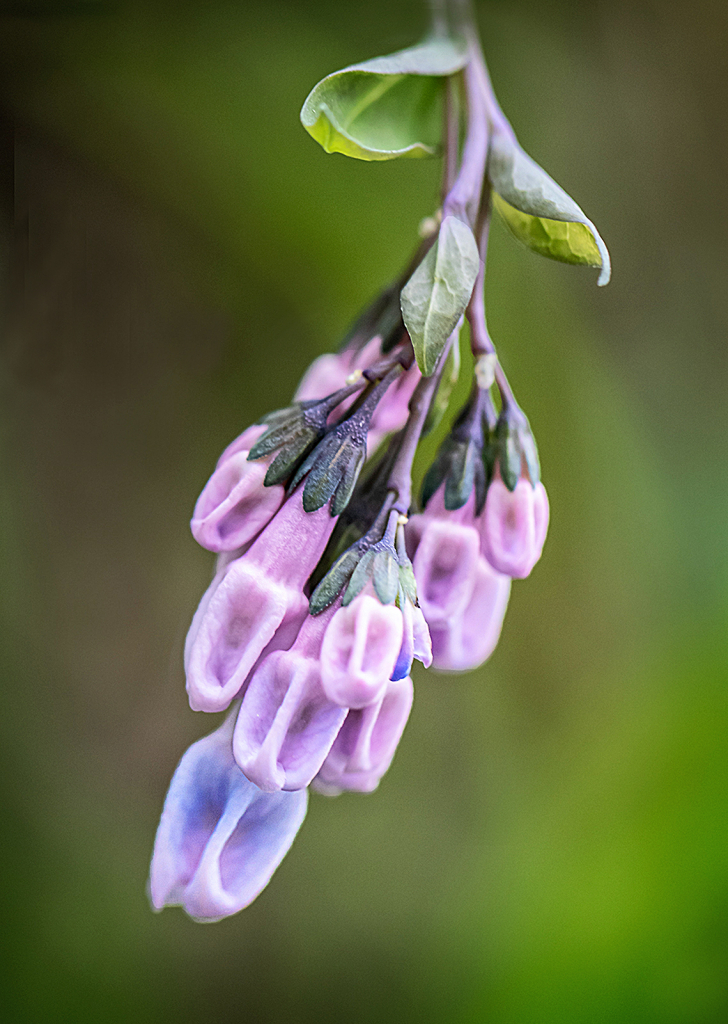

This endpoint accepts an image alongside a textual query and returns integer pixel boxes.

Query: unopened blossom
[149,711,307,921]
[407,485,510,672]
[390,590,432,680]
[185,490,336,713]
[481,471,549,578]
[429,556,511,672]
[408,490,482,628]
[314,676,414,794]
[191,425,285,553]
[319,592,404,708]
[232,606,347,793]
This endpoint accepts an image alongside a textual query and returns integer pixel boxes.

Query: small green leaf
[300,38,468,162]
[488,131,611,286]
[401,216,480,376]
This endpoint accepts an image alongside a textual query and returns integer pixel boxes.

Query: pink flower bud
[191,450,286,553]
[391,595,432,680]
[233,609,347,792]
[481,476,549,578]
[314,676,414,794]
[412,519,481,628]
[215,423,267,468]
[185,492,336,713]
[320,594,404,708]
[369,363,421,438]
[148,711,307,922]
[429,556,511,672]
[294,353,353,403]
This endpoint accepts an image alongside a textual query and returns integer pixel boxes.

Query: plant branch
[386,334,456,512]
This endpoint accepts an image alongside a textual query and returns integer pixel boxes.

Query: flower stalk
[149,0,608,923]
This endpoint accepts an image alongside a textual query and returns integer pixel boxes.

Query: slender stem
[466,188,518,409]
[467,190,494,358]
[386,334,455,512]
[428,0,448,37]
[442,75,460,200]
[442,50,488,226]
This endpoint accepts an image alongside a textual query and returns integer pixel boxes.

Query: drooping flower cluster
[149,1,608,922]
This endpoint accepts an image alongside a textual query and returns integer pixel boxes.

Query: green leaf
[401,216,480,376]
[488,131,611,286]
[300,38,468,162]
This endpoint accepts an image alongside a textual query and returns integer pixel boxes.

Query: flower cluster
[149,1,608,922]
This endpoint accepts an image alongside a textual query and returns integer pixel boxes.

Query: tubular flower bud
[407,486,482,627]
[232,608,347,793]
[320,592,404,708]
[314,676,414,794]
[429,556,511,672]
[407,484,509,672]
[368,363,421,445]
[481,472,549,579]
[191,446,285,553]
[390,592,432,680]
[412,519,480,627]
[148,711,307,922]
[185,491,336,713]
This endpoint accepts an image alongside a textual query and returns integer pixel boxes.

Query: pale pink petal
[320,594,403,708]
[413,520,480,627]
[481,478,547,578]
[233,648,346,793]
[314,676,414,794]
[430,557,511,672]
[191,452,284,553]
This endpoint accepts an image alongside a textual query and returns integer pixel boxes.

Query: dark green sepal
[372,549,400,605]
[294,367,400,515]
[248,398,333,486]
[264,437,318,487]
[343,549,377,605]
[494,404,540,491]
[398,557,418,607]
[420,384,489,513]
[309,545,363,616]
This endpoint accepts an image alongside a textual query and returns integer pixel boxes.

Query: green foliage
[401,216,480,376]
[300,37,467,161]
[488,131,611,285]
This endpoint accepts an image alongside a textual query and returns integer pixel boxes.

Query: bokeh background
[0,1,726,1021]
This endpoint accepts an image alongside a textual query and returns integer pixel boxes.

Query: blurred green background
[0,1,726,1021]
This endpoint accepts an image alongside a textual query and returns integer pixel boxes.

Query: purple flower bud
[294,337,381,411]
[369,363,421,439]
[481,474,549,578]
[233,609,347,792]
[215,424,267,468]
[320,593,404,708]
[412,519,481,628]
[191,450,286,553]
[185,492,337,713]
[429,556,511,672]
[313,676,414,794]
[295,340,419,453]
[391,593,432,681]
[148,711,307,922]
